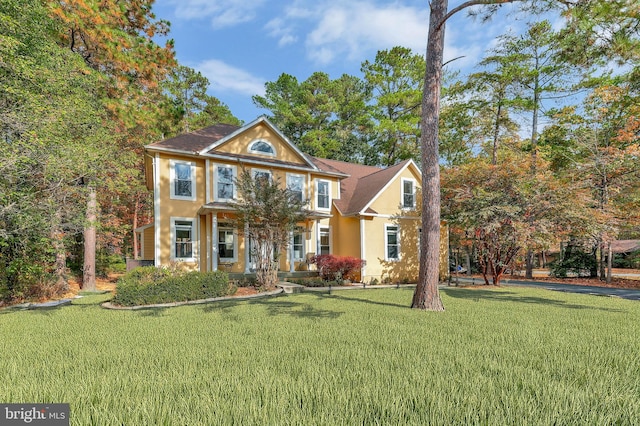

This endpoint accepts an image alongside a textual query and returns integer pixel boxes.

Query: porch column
[244,222,251,274]
[212,214,218,271]
[289,231,295,273]
[360,216,366,278]
[206,214,211,272]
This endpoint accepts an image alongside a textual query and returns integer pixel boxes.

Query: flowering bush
[311,255,365,282]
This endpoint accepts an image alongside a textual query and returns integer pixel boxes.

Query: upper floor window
[402,178,416,209]
[252,169,272,189]
[249,140,276,156]
[216,165,236,201]
[170,160,196,201]
[316,179,331,210]
[287,174,305,203]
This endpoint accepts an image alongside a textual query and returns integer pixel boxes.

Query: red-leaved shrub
[310,255,365,282]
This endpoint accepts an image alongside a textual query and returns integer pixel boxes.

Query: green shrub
[113,267,235,307]
[550,246,596,278]
[96,251,126,277]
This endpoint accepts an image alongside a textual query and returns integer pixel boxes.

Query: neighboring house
[137,116,448,283]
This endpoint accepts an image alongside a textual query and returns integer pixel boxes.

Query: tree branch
[437,0,522,31]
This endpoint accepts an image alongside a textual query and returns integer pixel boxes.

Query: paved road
[450,277,640,301]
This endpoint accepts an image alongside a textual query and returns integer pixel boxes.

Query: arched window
[249,140,276,156]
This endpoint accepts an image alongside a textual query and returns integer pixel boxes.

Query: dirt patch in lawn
[233,286,260,296]
[63,274,119,298]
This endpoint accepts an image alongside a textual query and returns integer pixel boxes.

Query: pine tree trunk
[412,0,447,311]
[83,186,97,291]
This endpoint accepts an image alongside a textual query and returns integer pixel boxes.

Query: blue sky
[152,0,528,124]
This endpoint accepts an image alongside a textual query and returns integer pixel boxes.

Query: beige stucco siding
[157,153,205,270]
[358,217,419,283]
[333,215,360,258]
[214,123,308,165]
[141,226,155,261]
[367,166,420,216]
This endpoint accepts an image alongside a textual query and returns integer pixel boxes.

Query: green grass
[1,287,639,425]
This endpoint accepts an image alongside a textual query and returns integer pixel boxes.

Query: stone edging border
[101,288,284,310]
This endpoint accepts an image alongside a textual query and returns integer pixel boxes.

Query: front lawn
[1,287,639,424]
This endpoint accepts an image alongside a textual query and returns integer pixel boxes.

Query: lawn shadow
[442,287,624,312]
[308,289,411,309]
[200,294,344,320]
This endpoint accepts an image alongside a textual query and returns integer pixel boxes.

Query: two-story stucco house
[137,116,448,283]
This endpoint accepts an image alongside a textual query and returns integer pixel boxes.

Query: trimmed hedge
[113,267,235,307]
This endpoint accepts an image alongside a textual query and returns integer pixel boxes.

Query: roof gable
[316,158,421,216]
[200,116,317,169]
[146,124,240,153]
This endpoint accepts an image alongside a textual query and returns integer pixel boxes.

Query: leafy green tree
[464,47,524,164]
[162,65,240,135]
[48,0,178,289]
[1,0,115,298]
[361,46,424,166]
[253,72,371,162]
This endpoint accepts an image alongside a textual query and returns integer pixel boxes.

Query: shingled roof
[147,124,241,152]
[312,157,415,215]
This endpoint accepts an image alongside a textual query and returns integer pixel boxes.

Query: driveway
[450,277,640,301]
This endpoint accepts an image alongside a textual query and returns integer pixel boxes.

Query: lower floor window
[218,228,236,261]
[174,220,194,259]
[293,233,305,261]
[319,226,330,255]
[385,225,399,261]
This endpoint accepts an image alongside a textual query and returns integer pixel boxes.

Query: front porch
[199,203,331,275]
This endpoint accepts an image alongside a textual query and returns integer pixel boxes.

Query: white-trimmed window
[249,140,276,156]
[252,169,272,183]
[293,232,305,261]
[402,178,416,209]
[171,218,196,261]
[385,224,400,261]
[216,165,236,201]
[218,227,237,262]
[316,179,331,210]
[318,226,331,255]
[287,173,305,202]
[170,160,196,201]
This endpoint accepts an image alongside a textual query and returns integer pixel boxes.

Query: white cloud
[168,0,266,29]
[195,60,266,96]
[265,17,298,47]
[303,1,429,65]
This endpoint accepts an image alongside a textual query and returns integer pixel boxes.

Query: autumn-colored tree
[414,0,639,310]
[47,0,177,289]
[233,170,308,289]
[442,155,590,286]
[544,83,640,282]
